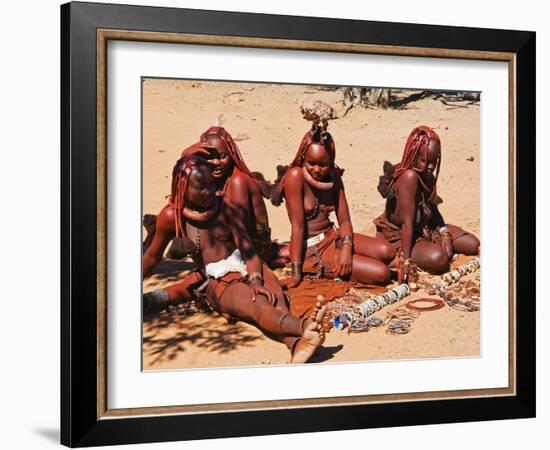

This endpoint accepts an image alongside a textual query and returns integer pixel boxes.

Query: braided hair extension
[390,125,441,199]
[169,155,211,239]
[271,126,343,206]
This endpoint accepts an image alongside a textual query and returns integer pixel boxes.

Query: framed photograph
[61,1,535,447]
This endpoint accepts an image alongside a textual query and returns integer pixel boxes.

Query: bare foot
[291,305,327,364]
[301,298,327,332]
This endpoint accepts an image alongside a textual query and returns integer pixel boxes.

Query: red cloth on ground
[287,278,387,318]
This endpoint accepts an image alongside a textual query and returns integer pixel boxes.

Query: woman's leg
[352,233,396,265]
[215,281,326,363]
[216,283,299,334]
[452,233,480,256]
[328,249,391,285]
[411,240,450,274]
[143,271,205,313]
[259,266,298,349]
[163,271,205,303]
[261,265,288,312]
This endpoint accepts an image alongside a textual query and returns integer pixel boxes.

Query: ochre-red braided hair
[169,156,210,238]
[271,126,341,206]
[390,125,441,199]
[199,126,255,178]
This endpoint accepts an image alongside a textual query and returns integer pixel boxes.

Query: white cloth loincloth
[205,249,248,279]
[306,232,326,248]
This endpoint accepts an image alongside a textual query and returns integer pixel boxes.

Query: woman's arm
[227,172,268,226]
[395,170,419,259]
[334,177,353,278]
[283,167,306,283]
[430,203,446,230]
[430,203,453,259]
[180,142,209,159]
[142,206,176,278]
[335,177,354,238]
[226,201,276,303]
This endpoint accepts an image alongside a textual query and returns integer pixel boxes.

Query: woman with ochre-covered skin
[181,127,281,264]
[271,126,395,288]
[144,126,285,266]
[143,156,326,364]
[374,125,479,275]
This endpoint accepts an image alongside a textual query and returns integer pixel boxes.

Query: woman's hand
[281,275,302,290]
[249,279,277,305]
[441,236,453,260]
[336,245,353,278]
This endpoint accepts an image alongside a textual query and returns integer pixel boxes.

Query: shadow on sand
[308,344,344,363]
[143,313,262,366]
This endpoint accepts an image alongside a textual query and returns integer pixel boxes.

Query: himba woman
[144,125,284,266]
[271,117,396,289]
[374,125,480,275]
[143,156,326,364]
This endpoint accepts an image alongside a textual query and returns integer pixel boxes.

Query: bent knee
[420,249,449,274]
[378,241,396,264]
[455,234,480,256]
[366,263,391,286]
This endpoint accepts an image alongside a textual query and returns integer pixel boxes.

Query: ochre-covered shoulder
[283,166,304,194]
[287,166,303,178]
[286,166,304,183]
[155,204,176,233]
[228,170,251,189]
[397,169,419,185]
[227,171,254,203]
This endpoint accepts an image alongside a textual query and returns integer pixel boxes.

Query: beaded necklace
[305,196,319,221]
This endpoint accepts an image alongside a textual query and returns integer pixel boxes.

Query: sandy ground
[142,79,480,370]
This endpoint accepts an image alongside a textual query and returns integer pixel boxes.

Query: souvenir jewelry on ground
[385,306,420,335]
[439,280,481,312]
[418,258,480,294]
[417,258,481,311]
[407,260,419,291]
[327,284,411,332]
[327,258,480,333]
[405,298,445,312]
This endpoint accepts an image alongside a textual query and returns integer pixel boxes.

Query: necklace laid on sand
[328,257,481,334]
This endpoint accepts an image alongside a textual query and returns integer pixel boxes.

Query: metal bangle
[342,235,353,244]
[249,272,263,284]
[291,261,303,276]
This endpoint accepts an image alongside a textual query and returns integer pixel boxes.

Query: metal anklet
[278,313,290,332]
[143,288,170,313]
